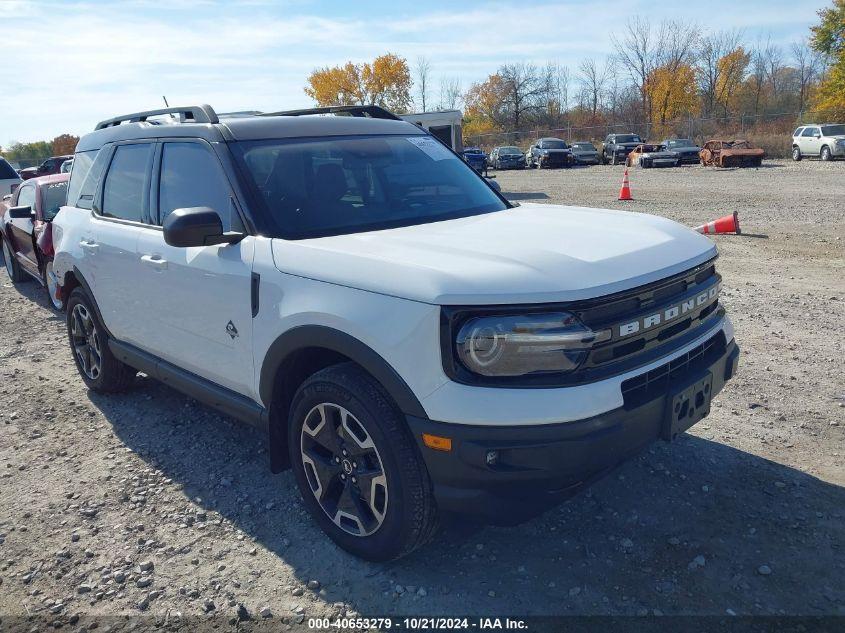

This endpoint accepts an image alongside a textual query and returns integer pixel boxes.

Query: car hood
[643,151,678,158]
[572,149,598,155]
[270,203,717,305]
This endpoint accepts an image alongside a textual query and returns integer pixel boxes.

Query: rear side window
[157,142,235,229]
[0,158,18,180]
[101,144,153,222]
[67,150,97,207]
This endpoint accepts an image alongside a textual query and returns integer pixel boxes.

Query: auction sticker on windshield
[407,136,455,161]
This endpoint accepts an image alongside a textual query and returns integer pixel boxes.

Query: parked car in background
[601,133,643,165]
[19,155,73,180]
[569,142,600,165]
[662,138,701,164]
[461,147,487,172]
[791,124,845,161]
[699,140,765,167]
[60,158,74,173]
[526,138,575,168]
[1,157,22,196]
[626,143,680,168]
[488,146,525,169]
[0,173,69,310]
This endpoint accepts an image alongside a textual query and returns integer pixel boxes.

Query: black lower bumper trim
[408,338,739,523]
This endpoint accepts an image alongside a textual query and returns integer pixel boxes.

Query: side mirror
[163,207,244,248]
[8,205,34,219]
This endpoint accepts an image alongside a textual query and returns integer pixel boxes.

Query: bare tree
[762,38,784,99]
[613,17,698,120]
[791,41,820,114]
[749,44,768,115]
[438,77,462,110]
[414,56,431,112]
[578,58,610,118]
[498,62,554,129]
[697,30,743,116]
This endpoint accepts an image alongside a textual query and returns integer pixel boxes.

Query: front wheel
[2,235,27,283]
[288,363,438,561]
[43,258,66,311]
[821,146,832,162]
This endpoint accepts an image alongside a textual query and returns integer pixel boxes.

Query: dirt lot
[1,160,843,629]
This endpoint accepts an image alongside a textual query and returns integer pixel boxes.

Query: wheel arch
[260,326,428,473]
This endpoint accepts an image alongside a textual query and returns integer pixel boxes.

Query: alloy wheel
[70,303,102,380]
[45,261,62,309]
[2,240,13,278]
[300,402,388,537]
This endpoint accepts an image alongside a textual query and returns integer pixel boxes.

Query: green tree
[1,141,52,168]
[811,0,845,118]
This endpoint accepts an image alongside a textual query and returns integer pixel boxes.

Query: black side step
[109,339,267,430]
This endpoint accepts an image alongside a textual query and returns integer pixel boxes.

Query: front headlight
[455,312,604,377]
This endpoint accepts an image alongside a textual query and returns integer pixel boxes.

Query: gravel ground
[0,160,843,629]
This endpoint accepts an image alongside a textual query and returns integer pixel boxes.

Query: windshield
[571,143,596,151]
[665,139,693,148]
[500,146,522,154]
[821,124,845,136]
[616,135,641,143]
[234,135,508,239]
[43,181,68,220]
[540,140,568,149]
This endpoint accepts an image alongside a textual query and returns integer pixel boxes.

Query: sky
[0,0,824,148]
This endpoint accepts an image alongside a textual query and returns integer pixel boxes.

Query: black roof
[77,105,424,152]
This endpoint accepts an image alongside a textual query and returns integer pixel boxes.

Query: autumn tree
[463,74,509,137]
[647,63,697,133]
[304,53,411,112]
[811,0,845,118]
[52,134,80,156]
[697,30,743,116]
[715,47,751,116]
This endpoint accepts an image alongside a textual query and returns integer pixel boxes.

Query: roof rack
[259,105,401,121]
[94,104,219,130]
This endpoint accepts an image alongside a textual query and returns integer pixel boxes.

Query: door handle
[80,240,98,252]
[140,254,168,270]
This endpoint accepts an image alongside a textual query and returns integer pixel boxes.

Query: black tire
[821,146,832,162]
[792,146,802,161]
[288,362,438,561]
[1,234,28,283]
[42,257,66,311]
[66,287,136,393]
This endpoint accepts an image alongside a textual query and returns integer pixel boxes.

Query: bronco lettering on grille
[618,284,719,338]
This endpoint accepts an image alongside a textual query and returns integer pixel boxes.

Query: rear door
[89,142,155,342]
[135,139,255,397]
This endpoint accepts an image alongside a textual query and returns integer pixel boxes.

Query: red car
[18,154,73,180]
[0,173,69,310]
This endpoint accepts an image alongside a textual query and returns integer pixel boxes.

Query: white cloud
[0,0,819,146]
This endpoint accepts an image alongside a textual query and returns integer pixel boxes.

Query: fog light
[485,450,499,466]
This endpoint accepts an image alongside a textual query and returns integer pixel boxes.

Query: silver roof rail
[94,104,219,130]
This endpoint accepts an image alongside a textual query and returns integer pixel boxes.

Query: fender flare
[259,325,427,419]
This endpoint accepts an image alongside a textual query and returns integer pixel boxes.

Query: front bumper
[408,335,739,522]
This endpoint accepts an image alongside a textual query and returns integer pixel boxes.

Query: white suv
[53,104,739,560]
[792,123,845,161]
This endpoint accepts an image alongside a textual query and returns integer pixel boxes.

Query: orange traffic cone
[618,168,633,201]
[694,211,741,235]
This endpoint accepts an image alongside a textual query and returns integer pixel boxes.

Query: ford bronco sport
[53,104,739,561]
